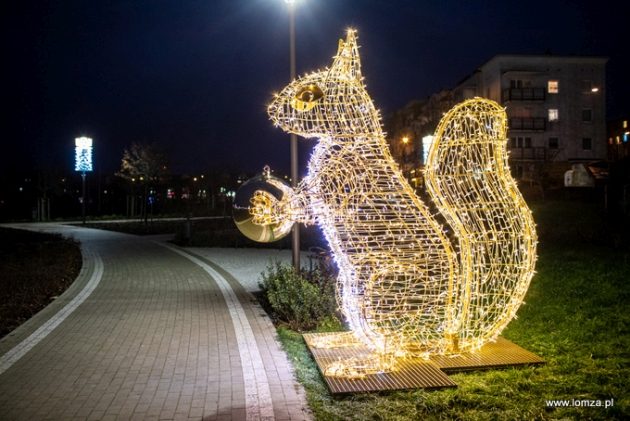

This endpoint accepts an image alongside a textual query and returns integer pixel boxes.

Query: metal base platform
[303,332,544,394]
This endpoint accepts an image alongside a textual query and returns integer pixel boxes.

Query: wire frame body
[263,30,537,375]
[424,98,538,352]
[267,30,458,358]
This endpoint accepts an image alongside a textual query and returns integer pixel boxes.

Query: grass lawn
[0,227,82,338]
[273,201,630,420]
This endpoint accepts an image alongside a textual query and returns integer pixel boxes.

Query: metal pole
[289,3,300,270]
[81,172,87,224]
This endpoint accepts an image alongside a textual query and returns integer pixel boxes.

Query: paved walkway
[0,224,310,420]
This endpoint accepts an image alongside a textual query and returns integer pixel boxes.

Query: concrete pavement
[0,224,310,420]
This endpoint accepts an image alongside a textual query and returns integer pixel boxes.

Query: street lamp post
[81,172,87,223]
[74,136,93,225]
[401,136,410,176]
[287,0,300,270]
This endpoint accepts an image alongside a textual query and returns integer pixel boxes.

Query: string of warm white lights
[248,30,537,378]
[424,98,538,353]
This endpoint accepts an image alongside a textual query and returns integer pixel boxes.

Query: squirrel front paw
[249,190,287,226]
[249,174,299,227]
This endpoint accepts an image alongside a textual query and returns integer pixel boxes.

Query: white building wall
[452,55,607,170]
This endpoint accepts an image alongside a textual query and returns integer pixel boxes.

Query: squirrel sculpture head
[268,29,381,139]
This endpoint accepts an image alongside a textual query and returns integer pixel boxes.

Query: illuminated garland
[75,137,93,172]
[250,30,536,378]
[424,98,538,352]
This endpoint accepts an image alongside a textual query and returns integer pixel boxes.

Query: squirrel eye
[290,84,324,112]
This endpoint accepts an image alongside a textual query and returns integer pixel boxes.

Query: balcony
[509,117,546,131]
[509,147,550,160]
[502,87,546,102]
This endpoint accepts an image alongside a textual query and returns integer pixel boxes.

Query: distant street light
[285,0,300,270]
[75,136,93,224]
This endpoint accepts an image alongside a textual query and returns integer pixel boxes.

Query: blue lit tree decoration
[75,137,93,224]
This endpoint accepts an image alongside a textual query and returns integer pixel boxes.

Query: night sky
[3,0,627,176]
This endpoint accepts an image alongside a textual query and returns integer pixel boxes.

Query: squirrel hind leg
[363,263,456,356]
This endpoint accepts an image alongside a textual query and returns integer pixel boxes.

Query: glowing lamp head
[75,137,92,148]
[74,136,93,172]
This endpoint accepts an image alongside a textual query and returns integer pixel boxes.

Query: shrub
[259,262,337,331]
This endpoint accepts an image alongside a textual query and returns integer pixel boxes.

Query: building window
[511,136,531,148]
[511,164,524,179]
[548,80,559,94]
[510,79,523,89]
[623,120,628,129]
[581,80,592,93]
[624,132,629,143]
[582,109,592,122]
[548,109,559,121]
[582,138,592,150]
[549,137,559,149]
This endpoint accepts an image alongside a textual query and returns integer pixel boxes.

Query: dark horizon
[3,0,627,176]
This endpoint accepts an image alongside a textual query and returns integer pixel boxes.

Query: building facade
[608,117,630,161]
[452,55,608,183]
[385,90,454,190]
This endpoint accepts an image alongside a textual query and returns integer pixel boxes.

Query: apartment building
[452,55,607,181]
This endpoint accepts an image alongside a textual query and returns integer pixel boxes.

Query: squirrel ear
[329,29,362,80]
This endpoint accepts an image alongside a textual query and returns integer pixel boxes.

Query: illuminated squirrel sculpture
[256,29,537,378]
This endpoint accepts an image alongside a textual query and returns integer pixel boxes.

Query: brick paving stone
[0,224,312,420]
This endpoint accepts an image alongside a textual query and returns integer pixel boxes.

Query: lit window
[549,137,559,149]
[582,109,592,122]
[582,138,592,150]
[624,120,628,129]
[548,109,559,121]
[547,80,559,94]
[608,137,613,145]
[624,132,629,143]
[617,136,621,144]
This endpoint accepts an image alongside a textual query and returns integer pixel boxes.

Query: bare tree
[117,142,168,224]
